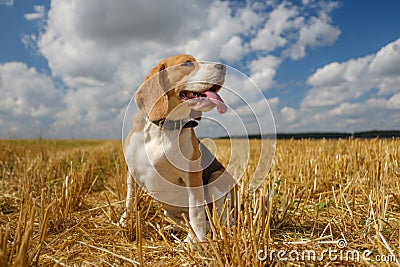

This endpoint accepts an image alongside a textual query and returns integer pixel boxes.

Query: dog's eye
[181,61,194,67]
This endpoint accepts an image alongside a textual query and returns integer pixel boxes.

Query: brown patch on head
[135,54,197,121]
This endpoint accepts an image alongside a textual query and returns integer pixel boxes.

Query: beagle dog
[119,54,236,242]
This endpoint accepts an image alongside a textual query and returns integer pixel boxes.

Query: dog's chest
[143,123,195,179]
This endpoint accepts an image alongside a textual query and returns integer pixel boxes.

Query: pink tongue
[204,91,227,114]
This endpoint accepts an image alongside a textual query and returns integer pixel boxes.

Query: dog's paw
[183,235,192,244]
[117,219,127,228]
[117,212,128,227]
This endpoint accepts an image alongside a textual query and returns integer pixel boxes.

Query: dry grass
[0,138,399,266]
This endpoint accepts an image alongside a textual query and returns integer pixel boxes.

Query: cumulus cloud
[248,55,282,90]
[38,0,209,84]
[220,36,247,62]
[251,2,301,52]
[250,1,340,60]
[369,39,400,77]
[267,97,280,110]
[286,1,340,59]
[0,62,63,138]
[302,56,374,107]
[73,1,207,46]
[3,0,343,138]
[181,1,252,61]
[288,16,340,59]
[293,38,400,132]
[280,106,297,123]
[303,38,400,109]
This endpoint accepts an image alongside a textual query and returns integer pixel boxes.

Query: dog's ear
[135,63,169,121]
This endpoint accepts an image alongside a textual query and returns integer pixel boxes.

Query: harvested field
[0,139,399,266]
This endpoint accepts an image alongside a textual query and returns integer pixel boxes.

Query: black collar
[151,119,198,130]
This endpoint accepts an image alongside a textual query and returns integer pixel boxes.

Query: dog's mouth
[179,84,227,114]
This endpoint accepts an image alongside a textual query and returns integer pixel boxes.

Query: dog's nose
[214,64,226,71]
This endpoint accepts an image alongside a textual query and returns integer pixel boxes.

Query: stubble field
[0,138,399,266]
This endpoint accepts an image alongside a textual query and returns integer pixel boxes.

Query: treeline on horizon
[219,130,400,139]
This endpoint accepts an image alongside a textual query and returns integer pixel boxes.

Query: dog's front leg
[184,172,206,243]
[118,172,133,227]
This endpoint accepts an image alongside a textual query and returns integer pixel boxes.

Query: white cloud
[299,97,394,132]
[387,94,400,109]
[21,33,37,51]
[303,38,400,109]
[238,3,264,31]
[250,1,340,60]
[250,2,300,52]
[280,106,297,123]
[24,5,45,21]
[181,1,248,61]
[293,37,400,132]
[74,1,207,46]
[220,36,247,62]
[248,55,282,74]
[246,55,282,91]
[369,38,400,77]
[272,105,301,132]
[0,62,63,138]
[38,0,209,83]
[288,16,340,59]
[303,56,373,107]
[5,0,342,138]
[0,0,13,6]
[267,97,280,110]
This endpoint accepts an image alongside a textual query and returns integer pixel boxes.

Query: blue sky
[0,0,399,138]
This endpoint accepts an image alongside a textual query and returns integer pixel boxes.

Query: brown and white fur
[119,54,235,242]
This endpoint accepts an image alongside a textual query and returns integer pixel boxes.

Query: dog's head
[135,54,227,121]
